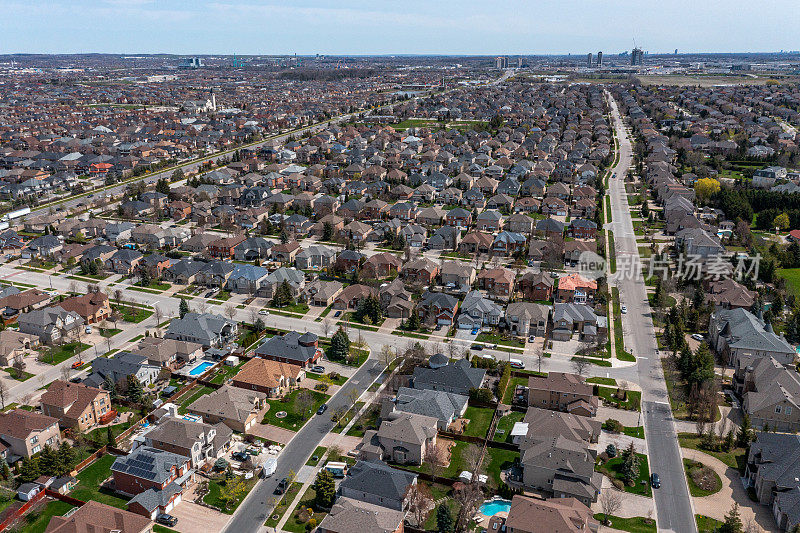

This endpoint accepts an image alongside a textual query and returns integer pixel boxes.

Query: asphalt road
[606,91,697,533]
[222,358,384,533]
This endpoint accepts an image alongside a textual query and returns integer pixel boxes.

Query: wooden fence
[0,489,45,532]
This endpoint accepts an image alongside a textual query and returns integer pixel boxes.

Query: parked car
[205,291,215,298]
[231,451,249,462]
[650,473,660,489]
[275,477,289,494]
[71,361,84,369]
[317,404,328,415]
[471,344,483,351]
[310,365,325,374]
[259,309,270,316]
[528,335,535,343]
[334,310,342,317]
[691,333,704,341]
[620,305,627,314]
[156,514,178,527]
[84,325,92,334]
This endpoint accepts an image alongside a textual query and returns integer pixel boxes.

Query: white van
[509,358,524,369]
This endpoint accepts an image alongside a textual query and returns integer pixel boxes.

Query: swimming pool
[188,361,213,376]
[479,499,511,517]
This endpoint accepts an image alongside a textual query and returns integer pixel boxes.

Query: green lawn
[593,514,656,533]
[684,458,722,497]
[493,411,524,442]
[176,385,215,414]
[4,367,33,381]
[39,342,90,365]
[611,287,635,362]
[203,475,257,514]
[608,231,617,273]
[85,414,140,444]
[778,268,800,296]
[265,482,303,527]
[100,328,122,338]
[696,514,724,533]
[269,302,309,316]
[483,447,519,487]
[623,426,645,439]
[596,452,651,497]
[346,404,380,437]
[282,485,327,533]
[462,406,495,438]
[597,386,641,411]
[442,440,469,478]
[474,332,525,348]
[305,372,348,386]
[306,446,327,466]
[587,377,617,386]
[677,433,746,472]
[262,389,329,430]
[71,453,130,508]
[21,500,75,533]
[502,376,528,404]
[115,305,153,323]
[208,361,246,385]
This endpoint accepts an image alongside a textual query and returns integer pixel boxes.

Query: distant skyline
[4,0,799,56]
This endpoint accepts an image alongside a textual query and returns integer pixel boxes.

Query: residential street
[606,91,697,533]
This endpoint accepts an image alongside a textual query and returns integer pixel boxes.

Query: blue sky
[4,0,799,55]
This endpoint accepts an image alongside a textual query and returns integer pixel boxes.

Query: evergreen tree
[179,298,190,319]
[321,222,334,242]
[620,442,640,485]
[19,457,39,483]
[738,414,753,447]
[56,442,76,477]
[436,503,454,533]
[407,310,421,331]
[39,445,58,476]
[719,503,743,533]
[0,457,9,481]
[126,375,144,404]
[326,327,350,361]
[155,178,171,195]
[104,375,118,399]
[313,470,336,510]
[271,280,295,308]
[108,425,116,447]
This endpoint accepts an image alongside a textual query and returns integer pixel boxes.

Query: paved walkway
[681,447,777,532]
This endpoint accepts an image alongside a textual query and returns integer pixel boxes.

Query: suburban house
[506,302,551,338]
[502,495,599,533]
[338,460,417,511]
[384,386,468,431]
[0,409,61,459]
[231,358,304,398]
[40,380,112,432]
[417,291,459,326]
[130,338,204,370]
[401,257,440,285]
[359,411,438,465]
[18,306,84,345]
[112,446,193,519]
[520,434,602,505]
[412,358,486,396]
[709,308,796,367]
[457,290,503,329]
[0,330,38,367]
[440,261,476,292]
[83,351,161,390]
[165,312,237,348]
[735,356,800,432]
[518,272,554,301]
[43,501,152,533]
[477,267,515,300]
[253,331,322,368]
[551,303,606,343]
[187,385,267,432]
[58,291,111,325]
[555,273,597,304]
[512,407,601,448]
[142,416,233,468]
[303,280,344,307]
[332,284,377,311]
[361,252,403,279]
[745,432,800,531]
[705,278,757,310]
[316,497,406,533]
[527,373,598,417]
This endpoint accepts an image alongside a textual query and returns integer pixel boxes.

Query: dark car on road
[471,344,483,351]
[317,404,328,415]
[651,473,660,488]
[275,477,289,494]
[156,514,178,527]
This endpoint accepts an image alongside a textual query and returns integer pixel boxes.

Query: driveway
[681,448,778,532]
[597,406,641,426]
[249,423,296,445]
[170,500,231,533]
[596,430,647,456]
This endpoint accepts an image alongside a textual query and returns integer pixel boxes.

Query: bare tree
[12,353,25,373]
[322,319,333,337]
[346,387,361,407]
[599,491,623,525]
[462,443,483,473]
[572,356,589,376]
[405,482,433,527]
[60,365,71,382]
[453,481,483,532]
[536,349,545,373]
[294,389,315,416]
[379,345,396,369]
[424,440,448,479]
[224,304,237,321]
[249,307,259,326]
[0,381,8,410]
[153,306,163,328]
[68,281,78,294]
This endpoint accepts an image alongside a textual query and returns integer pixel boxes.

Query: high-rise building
[631,47,644,66]
[597,51,603,67]
[517,57,523,68]
[587,53,593,67]
[495,56,508,69]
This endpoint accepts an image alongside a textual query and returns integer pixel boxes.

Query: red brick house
[401,257,440,285]
[519,272,554,301]
[209,235,246,258]
[477,267,516,300]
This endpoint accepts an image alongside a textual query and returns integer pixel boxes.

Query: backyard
[461,406,494,438]
[493,411,524,442]
[70,453,130,508]
[262,389,329,430]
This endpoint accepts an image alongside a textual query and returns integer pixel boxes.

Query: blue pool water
[479,500,511,516]
[188,361,213,376]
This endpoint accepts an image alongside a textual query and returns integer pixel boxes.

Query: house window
[787,406,793,415]
[32,445,40,454]
[775,406,782,414]
[30,436,38,445]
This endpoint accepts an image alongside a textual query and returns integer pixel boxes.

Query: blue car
[471,328,479,335]
[334,310,342,317]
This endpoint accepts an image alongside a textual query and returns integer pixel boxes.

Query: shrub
[606,444,617,458]
[603,419,623,433]
[612,478,625,490]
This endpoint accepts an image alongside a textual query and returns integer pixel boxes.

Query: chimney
[115,511,125,531]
